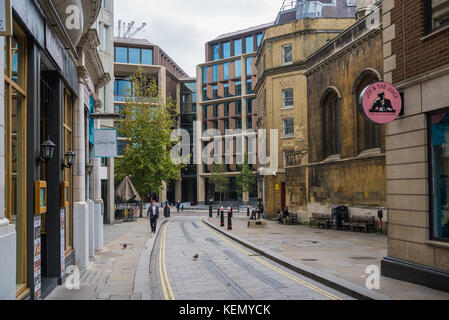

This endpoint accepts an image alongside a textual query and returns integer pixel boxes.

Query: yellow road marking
[159,219,175,300]
[201,218,343,301]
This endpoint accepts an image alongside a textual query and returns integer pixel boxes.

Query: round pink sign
[358,82,402,125]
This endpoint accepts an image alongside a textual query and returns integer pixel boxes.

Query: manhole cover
[350,257,377,260]
[301,259,318,262]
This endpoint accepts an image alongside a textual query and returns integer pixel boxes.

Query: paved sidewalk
[205,216,449,300]
[46,218,157,300]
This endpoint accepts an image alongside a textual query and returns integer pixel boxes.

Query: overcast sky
[114,0,282,77]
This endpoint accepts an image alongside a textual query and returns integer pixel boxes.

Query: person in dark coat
[147,200,159,233]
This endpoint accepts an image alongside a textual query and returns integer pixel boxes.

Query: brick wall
[391,0,449,83]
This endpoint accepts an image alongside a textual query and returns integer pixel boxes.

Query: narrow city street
[149,214,353,300]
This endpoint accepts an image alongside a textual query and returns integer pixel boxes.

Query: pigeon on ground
[193,253,199,261]
[122,243,127,249]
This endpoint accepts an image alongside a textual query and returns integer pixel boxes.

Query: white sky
[114,0,283,77]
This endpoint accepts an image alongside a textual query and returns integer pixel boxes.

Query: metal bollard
[230,206,233,218]
[217,208,220,217]
[209,205,213,218]
[220,208,224,227]
[247,205,250,217]
[227,210,232,230]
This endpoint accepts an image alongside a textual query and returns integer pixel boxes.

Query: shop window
[355,73,380,152]
[430,111,449,241]
[322,90,340,158]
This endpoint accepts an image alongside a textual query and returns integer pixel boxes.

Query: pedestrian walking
[176,201,180,213]
[147,199,159,233]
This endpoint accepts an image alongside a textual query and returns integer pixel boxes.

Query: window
[224,102,230,116]
[212,65,218,82]
[283,118,294,137]
[224,62,230,81]
[203,87,208,101]
[247,117,253,130]
[245,36,254,53]
[129,47,140,64]
[246,57,253,76]
[118,140,127,156]
[103,84,108,112]
[203,67,208,84]
[282,89,294,108]
[115,46,128,63]
[114,79,132,101]
[235,60,242,78]
[141,49,153,65]
[213,104,219,118]
[234,39,242,56]
[224,83,230,98]
[282,44,293,64]
[247,98,254,114]
[203,105,209,118]
[103,25,109,52]
[246,79,253,94]
[236,118,242,129]
[212,44,219,60]
[322,91,340,157]
[256,33,263,49]
[425,0,449,33]
[235,81,242,96]
[103,0,108,8]
[213,85,219,99]
[235,100,242,115]
[356,74,380,152]
[224,119,230,130]
[430,111,449,241]
[223,42,231,58]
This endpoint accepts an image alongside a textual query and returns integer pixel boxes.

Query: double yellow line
[159,219,175,300]
[201,219,343,301]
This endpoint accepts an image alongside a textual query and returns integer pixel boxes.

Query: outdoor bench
[309,213,333,229]
[342,216,376,233]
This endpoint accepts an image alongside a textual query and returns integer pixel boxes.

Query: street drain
[301,259,318,262]
[350,257,377,260]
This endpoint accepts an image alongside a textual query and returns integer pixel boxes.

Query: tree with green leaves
[115,68,184,213]
[210,163,229,205]
[236,154,256,204]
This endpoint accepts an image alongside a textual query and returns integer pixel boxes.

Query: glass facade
[114,46,153,65]
[246,57,253,76]
[223,41,230,58]
[430,111,449,241]
[203,67,208,84]
[212,65,218,82]
[224,62,229,80]
[212,44,219,60]
[245,36,254,53]
[235,60,241,78]
[234,39,242,56]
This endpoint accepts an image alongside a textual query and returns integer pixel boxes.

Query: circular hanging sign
[358,82,402,125]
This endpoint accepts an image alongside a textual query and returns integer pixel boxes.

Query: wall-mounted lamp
[37,137,56,165]
[62,150,76,169]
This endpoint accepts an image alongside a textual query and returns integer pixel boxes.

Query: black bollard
[220,208,224,227]
[209,205,213,218]
[230,206,233,218]
[217,208,220,217]
[227,211,232,230]
[247,206,250,217]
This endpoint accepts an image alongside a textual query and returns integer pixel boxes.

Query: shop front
[3,1,79,299]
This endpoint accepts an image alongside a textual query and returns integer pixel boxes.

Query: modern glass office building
[196,23,272,205]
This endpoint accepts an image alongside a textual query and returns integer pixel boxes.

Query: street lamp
[62,150,76,169]
[37,137,56,165]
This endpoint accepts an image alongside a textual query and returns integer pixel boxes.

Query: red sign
[359,82,402,125]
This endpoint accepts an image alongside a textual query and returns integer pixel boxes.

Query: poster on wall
[358,82,403,125]
[94,129,117,158]
[61,209,65,278]
[34,216,41,300]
